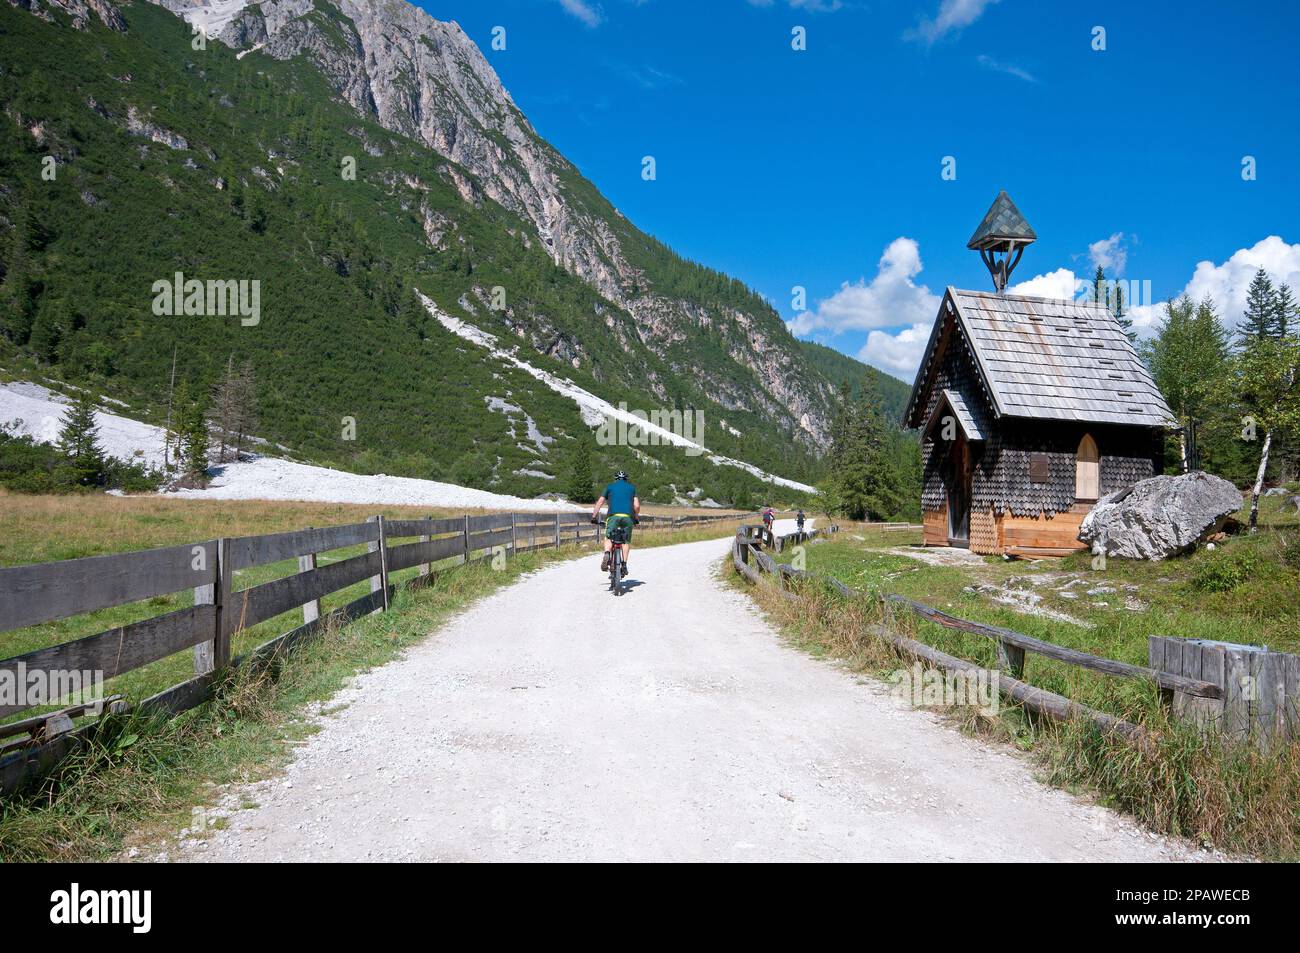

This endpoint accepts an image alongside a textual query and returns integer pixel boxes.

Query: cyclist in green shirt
[592,470,640,576]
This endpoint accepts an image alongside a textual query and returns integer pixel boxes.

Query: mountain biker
[592,470,640,577]
[796,509,806,533]
[762,506,775,531]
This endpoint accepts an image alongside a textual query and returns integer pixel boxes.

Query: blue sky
[419,0,1300,382]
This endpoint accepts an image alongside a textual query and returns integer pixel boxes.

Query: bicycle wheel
[609,547,622,595]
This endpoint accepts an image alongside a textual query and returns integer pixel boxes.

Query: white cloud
[1182,236,1300,328]
[788,237,942,336]
[1124,236,1300,337]
[976,54,1036,83]
[1088,232,1128,275]
[859,323,932,379]
[558,0,603,27]
[1008,267,1083,300]
[907,0,1000,44]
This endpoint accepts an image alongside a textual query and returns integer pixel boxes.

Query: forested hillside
[0,1,906,504]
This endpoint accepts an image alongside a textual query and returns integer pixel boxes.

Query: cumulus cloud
[1126,236,1300,337]
[1182,237,1300,326]
[1007,267,1082,300]
[907,0,1000,44]
[558,0,603,27]
[859,323,933,379]
[1088,232,1128,275]
[788,237,941,337]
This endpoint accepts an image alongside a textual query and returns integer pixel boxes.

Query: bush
[1191,546,1263,593]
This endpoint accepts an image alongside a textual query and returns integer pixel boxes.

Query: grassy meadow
[735,494,1300,857]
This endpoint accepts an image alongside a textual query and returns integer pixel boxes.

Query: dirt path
[167,523,1200,862]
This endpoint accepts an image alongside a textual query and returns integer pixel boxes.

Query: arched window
[1076,433,1100,500]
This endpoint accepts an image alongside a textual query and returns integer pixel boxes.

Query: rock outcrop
[1078,472,1244,561]
[144,0,834,446]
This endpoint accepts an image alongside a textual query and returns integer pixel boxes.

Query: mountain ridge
[0,0,910,505]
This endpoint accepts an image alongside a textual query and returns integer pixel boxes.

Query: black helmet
[615,470,628,481]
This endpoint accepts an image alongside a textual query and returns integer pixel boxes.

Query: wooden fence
[729,525,1296,749]
[0,508,742,794]
[1149,637,1299,748]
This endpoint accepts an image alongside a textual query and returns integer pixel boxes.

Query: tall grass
[733,562,1300,859]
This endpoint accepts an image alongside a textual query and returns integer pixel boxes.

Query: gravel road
[168,523,1201,862]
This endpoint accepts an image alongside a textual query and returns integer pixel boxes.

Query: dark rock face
[1078,472,1244,561]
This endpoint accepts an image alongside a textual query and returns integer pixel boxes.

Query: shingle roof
[906,288,1175,428]
[924,388,987,441]
[967,191,1037,249]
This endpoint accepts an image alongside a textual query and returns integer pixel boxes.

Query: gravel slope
[166,525,1202,863]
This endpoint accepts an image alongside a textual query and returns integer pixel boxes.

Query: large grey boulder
[1078,472,1244,561]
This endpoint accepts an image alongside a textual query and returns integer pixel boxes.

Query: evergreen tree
[1095,265,1135,341]
[1274,283,1297,338]
[1231,270,1300,529]
[57,390,106,486]
[1240,268,1279,342]
[565,439,595,503]
[1114,281,1135,342]
[181,395,210,483]
[824,391,902,521]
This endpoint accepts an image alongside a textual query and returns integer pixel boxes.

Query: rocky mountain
[151,0,876,444]
[0,0,910,502]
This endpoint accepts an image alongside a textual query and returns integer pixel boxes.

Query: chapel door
[946,433,971,546]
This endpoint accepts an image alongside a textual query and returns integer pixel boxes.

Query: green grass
[808,499,1300,720]
[0,499,747,861]
[735,499,1300,857]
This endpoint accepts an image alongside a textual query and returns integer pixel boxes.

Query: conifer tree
[57,390,106,487]
[1240,268,1279,342]
[566,438,595,504]
[181,395,210,482]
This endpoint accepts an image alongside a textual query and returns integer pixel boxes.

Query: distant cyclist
[592,470,640,577]
[796,509,806,533]
[762,506,775,531]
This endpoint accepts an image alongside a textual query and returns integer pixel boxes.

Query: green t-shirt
[603,480,637,516]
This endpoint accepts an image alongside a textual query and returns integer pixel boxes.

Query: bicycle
[593,517,634,596]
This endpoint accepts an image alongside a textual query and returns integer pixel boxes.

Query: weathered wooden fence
[730,526,1300,749]
[0,508,742,793]
[1149,637,1299,748]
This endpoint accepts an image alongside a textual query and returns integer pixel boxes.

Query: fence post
[994,639,1025,680]
[367,515,389,612]
[554,513,561,549]
[194,538,233,674]
[298,530,321,624]
[462,514,471,564]
[510,513,517,554]
[417,516,431,579]
[193,542,216,676]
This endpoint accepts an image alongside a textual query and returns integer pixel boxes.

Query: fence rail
[731,527,1149,743]
[732,528,1299,749]
[0,507,745,793]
